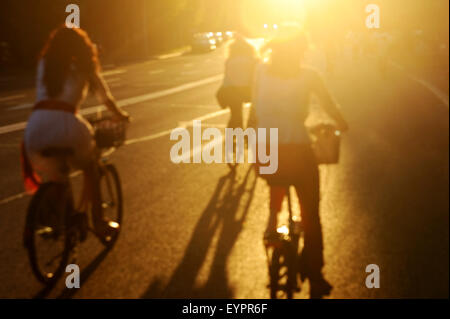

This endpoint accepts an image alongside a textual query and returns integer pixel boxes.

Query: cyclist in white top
[217,35,258,128]
[23,27,129,240]
[253,26,348,298]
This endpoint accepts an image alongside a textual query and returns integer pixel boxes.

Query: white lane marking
[102,64,116,69]
[0,171,82,206]
[149,69,165,75]
[0,94,26,103]
[157,50,188,60]
[113,74,222,108]
[181,69,201,75]
[410,76,449,108]
[0,121,27,134]
[127,108,230,146]
[0,74,224,135]
[101,69,126,77]
[0,107,231,207]
[106,77,121,84]
[182,123,227,129]
[0,192,26,206]
[6,103,33,111]
[390,61,449,108]
[124,129,174,146]
[168,103,217,109]
[178,109,229,127]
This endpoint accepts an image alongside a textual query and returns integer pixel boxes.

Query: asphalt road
[0,41,448,299]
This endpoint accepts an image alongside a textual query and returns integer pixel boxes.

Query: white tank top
[253,64,312,144]
[36,59,113,110]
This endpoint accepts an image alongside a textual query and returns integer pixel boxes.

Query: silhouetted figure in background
[217,35,258,129]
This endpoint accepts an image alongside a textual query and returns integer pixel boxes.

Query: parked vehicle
[214,32,224,46]
[224,31,234,40]
[191,33,217,52]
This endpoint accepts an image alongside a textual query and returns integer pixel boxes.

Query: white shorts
[24,110,95,179]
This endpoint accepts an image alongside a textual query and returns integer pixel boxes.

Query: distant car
[262,24,279,38]
[224,31,234,40]
[192,33,217,52]
[214,32,224,46]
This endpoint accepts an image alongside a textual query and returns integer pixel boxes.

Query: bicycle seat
[41,147,74,158]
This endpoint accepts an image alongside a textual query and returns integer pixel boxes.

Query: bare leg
[82,160,103,230]
[267,186,285,233]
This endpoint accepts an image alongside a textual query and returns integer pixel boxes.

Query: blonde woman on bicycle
[253,26,348,298]
[217,34,258,129]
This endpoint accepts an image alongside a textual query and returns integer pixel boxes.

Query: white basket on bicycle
[90,117,127,149]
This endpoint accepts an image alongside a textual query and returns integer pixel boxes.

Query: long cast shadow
[33,244,115,299]
[56,247,112,299]
[142,166,257,298]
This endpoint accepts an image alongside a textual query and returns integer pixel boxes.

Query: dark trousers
[262,144,324,277]
[228,102,244,129]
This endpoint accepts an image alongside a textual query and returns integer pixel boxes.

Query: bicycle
[264,186,304,299]
[264,124,342,298]
[23,116,127,285]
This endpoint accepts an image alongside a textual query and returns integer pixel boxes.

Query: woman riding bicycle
[217,34,258,129]
[22,26,129,241]
[253,26,348,298]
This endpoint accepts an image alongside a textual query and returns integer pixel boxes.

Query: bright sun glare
[240,0,307,35]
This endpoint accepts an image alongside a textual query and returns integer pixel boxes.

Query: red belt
[33,99,76,114]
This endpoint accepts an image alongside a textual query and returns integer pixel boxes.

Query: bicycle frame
[265,186,304,298]
[76,147,114,214]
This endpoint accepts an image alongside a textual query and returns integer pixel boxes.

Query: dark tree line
[0,0,448,70]
[0,0,239,69]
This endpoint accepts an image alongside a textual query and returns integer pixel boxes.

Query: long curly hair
[39,26,99,97]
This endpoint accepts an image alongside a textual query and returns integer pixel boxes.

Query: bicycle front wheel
[99,163,123,246]
[24,183,72,285]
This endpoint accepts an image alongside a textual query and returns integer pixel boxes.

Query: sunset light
[0,0,448,308]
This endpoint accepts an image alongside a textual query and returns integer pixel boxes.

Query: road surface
[0,42,448,298]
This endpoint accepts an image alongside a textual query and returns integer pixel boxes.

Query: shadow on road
[142,165,257,298]
[33,244,115,299]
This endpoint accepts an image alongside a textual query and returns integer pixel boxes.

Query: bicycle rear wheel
[24,183,72,285]
[98,163,123,246]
